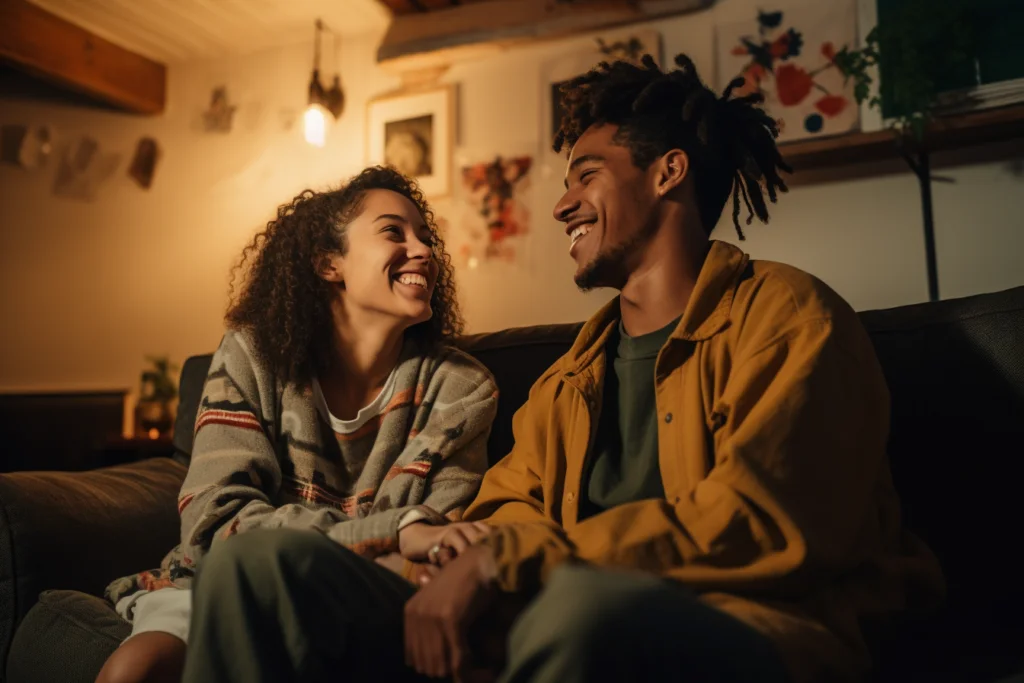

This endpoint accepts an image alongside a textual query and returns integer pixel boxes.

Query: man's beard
[573,221,655,292]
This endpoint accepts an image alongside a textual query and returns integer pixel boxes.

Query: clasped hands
[378,520,508,682]
[399,519,492,569]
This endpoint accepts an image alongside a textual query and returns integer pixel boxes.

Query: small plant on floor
[137,355,179,438]
[141,355,178,403]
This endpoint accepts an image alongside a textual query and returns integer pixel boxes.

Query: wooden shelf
[779,104,1024,186]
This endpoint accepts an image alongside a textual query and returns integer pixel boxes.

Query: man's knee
[509,565,666,655]
[508,566,791,683]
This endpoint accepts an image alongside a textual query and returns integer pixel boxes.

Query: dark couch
[2,285,1023,683]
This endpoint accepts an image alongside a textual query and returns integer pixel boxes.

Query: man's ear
[654,149,690,197]
[314,253,344,283]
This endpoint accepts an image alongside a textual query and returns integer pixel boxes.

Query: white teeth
[570,224,591,245]
[396,273,428,289]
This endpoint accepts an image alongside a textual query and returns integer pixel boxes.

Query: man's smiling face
[553,123,660,291]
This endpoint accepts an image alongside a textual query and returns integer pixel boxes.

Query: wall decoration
[715,2,859,143]
[454,155,533,267]
[279,107,298,132]
[129,137,161,189]
[545,29,662,144]
[367,85,455,198]
[52,136,120,201]
[0,124,53,169]
[203,86,237,133]
[596,35,651,63]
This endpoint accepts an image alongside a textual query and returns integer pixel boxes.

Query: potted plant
[135,355,178,439]
[832,0,976,138]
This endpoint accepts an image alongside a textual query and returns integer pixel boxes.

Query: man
[182,55,942,683]
[402,54,943,683]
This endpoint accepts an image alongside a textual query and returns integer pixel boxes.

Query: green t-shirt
[579,316,679,520]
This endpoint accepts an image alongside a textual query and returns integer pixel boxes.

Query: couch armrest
[0,457,186,669]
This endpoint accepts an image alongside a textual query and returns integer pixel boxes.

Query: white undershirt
[311,367,398,434]
[312,367,427,530]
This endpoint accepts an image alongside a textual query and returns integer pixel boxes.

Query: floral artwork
[456,156,532,266]
[716,2,859,142]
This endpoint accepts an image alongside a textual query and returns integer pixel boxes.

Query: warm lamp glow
[147,428,160,440]
[304,104,327,147]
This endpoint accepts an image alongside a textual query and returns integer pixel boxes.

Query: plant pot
[135,398,176,439]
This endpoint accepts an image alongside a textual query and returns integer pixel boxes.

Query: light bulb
[304,104,327,147]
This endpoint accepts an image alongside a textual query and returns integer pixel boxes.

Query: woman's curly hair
[226,166,463,386]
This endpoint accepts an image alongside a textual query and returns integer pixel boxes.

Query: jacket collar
[560,240,749,376]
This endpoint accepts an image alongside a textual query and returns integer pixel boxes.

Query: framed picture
[715,1,860,143]
[542,29,662,148]
[367,85,455,198]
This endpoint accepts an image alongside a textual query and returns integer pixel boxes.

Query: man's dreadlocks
[554,53,792,240]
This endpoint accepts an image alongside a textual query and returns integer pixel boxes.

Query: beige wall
[2,0,1023,400]
[0,32,400,395]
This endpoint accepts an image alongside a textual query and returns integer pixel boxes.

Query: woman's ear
[654,149,690,197]
[314,253,344,283]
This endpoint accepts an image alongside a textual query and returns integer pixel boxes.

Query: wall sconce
[304,19,345,147]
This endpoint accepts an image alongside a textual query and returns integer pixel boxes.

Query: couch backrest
[859,285,1024,677]
[171,354,215,467]
[456,323,584,460]
[170,323,585,466]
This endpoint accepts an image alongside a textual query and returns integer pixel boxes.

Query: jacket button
[664,412,673,423]
[567,491,575,502]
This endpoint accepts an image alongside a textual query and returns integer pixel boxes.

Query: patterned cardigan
[106,329,498,611]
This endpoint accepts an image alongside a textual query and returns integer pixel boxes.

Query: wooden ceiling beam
[383,0,477,15]
[377,0,411,14]
[419,0,457,10]
[0,0,166,115]
[377,0,713,69]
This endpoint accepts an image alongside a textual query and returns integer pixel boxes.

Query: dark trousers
[182,529,792,683]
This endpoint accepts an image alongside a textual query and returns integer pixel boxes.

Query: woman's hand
[398,521,491,564]
[374,553,441,584]
[374,552,406,575]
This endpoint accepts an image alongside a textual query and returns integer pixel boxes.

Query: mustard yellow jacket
[465,241,943,683]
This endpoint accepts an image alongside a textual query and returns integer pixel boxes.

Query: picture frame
[714,1,860,143]
[367,85,456,198]
[542,30,663,148]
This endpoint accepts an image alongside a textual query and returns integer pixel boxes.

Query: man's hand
[399,521,491,564]
[404,543,498,680]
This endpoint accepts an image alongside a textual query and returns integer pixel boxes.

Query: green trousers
[182,529,791,683]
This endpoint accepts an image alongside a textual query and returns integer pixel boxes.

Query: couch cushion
[6,590,127,683]
[0,458,185,678]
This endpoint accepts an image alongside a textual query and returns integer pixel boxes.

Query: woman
[97,167,498,683]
